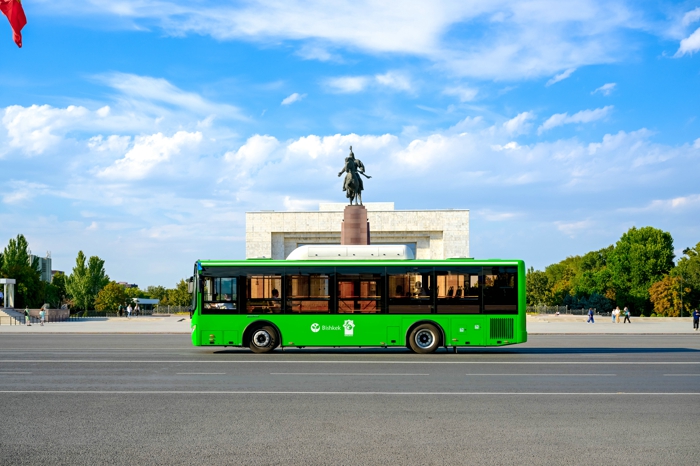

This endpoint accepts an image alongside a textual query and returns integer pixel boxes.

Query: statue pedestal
[341,205,370,245]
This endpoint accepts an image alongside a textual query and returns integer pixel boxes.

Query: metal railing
[527,305,594,315]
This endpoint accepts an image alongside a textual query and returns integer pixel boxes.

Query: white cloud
[325,72,412,94]
[492,142,521,151]
[324,76,370,93]
[675,27,700,57]
[97,72,245,119]
[98,131,203,180]
[224,134,280,177]
[374,72,412,92]
[503,112,535,135]
[555,219,592,238]
[538,106,613,133]
[546,68,576,86]
[281,93,306,105]
[694,138,700,149]
[592,83,616,95]
[443,85,478,102]
[2,181,49,204]
[88,135,132,153]
[477,209,518,221]
[682,7,700,27]
[3,104,91,155]
[33,0,645,81]
[287,133,396,161]
[628,194,700,213]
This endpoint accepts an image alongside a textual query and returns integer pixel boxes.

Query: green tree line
[0,234,191,311]
[526,226,700,316]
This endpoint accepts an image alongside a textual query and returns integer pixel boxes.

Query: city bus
[189,245,526,353]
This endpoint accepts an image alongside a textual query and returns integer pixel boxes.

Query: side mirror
[187,277,194,294]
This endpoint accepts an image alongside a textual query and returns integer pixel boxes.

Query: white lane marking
[663,374,700,376]
[270,373,429,376]
[0,372,31,374]
[465,373,616,376]
[0,360,698,365]
[176,372,226,375]
[0,390,697,395]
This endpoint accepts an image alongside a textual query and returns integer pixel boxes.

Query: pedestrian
[134,304,140,317]
[126,304,132,319]
[39,303,49,326]
[623,306,631,324]
[118,304,123,317]
[24,307,31,326]
[587,308,595,324]
[693,309,699,331]
[613,307,621,323]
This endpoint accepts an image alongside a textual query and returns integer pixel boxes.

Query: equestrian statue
[338,146,371,205]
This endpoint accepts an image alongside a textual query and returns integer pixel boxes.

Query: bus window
[337,272,382,314]
[286,273,330,313]
[246,274,282,314]
[436,267,480,314]
[387,270,432,314]
[201,277,238,314]
[483,267,518,314]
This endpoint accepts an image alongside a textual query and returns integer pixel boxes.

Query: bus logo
[343,320,355,337]
[310,323,320,333]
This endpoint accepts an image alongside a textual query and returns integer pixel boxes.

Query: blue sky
[1,1,699,287]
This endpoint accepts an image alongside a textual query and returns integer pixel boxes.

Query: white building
[246,202,469,260]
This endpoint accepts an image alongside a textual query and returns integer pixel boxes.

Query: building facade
[246,202,469,260]
[30,254,52,282]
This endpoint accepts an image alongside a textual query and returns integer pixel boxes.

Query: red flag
[0,0,26,48]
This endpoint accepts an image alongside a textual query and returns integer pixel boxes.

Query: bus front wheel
[249,325,279,353]
[408,324,440,354]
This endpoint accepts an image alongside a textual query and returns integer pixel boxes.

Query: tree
[607,226,675,315]
[146,285,168,304]
[649,275,689,317]
[167,279,191,306]
[526,267,551,305]
[95,282,128,312]
[65,251,110,311]
[0,234,42,308]
[50,272,68,305]
[673,241,700,311]
[124,286,147,304]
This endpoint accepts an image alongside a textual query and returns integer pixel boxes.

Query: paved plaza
[0,313,696,334]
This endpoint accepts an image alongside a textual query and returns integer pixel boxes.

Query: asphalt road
[1,335,698,465]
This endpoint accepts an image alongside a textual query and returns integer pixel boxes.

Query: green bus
[189,245,526,353]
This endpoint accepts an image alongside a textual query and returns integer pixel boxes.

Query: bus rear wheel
[249,325,278,353]
[408,323,440,354]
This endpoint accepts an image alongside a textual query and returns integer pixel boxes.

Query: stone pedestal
[341,205,370,245]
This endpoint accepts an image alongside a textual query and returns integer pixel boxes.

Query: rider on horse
[338,146,371,205]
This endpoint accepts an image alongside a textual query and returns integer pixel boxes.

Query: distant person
[118,304,123,317]
[0,290,3,307]
[587,308,595,324]
[693,309,699,331]
[134,304,140,317]
[24,307,31,326]
[623,307,631,324]
[40,303,49,326]
[612,307,619,323]
[126,304,132,319]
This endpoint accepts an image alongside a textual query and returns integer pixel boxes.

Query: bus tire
[408,323,440,354]
[249,325,278,353]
